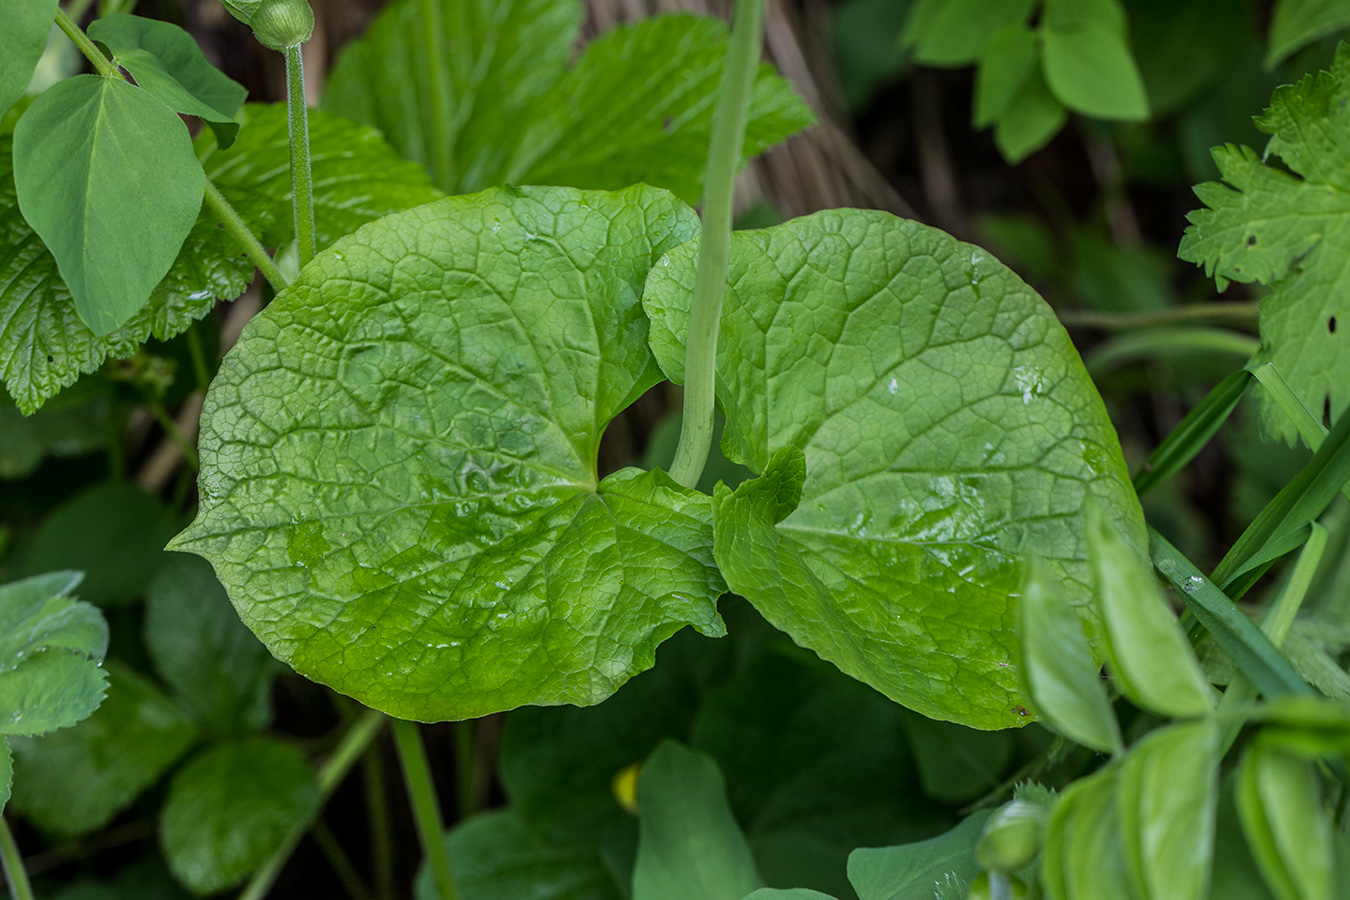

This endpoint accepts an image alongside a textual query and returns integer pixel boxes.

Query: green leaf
[1268,0,1350,66]
[1238,738,1335,900]
[87,14,246,148]
[1018,556,1121,753]
[973,25,1039,128]
[900,0,1036,66]
[1130,0,1254,117]
[1041,22,1149,121]
[8,662,196,837]
[902,713,1014,805]
[159,737,319,894]
[846,810,992,900]
[0,650,106,737]
[413,809,622,900]
[741,892,839,900]
[632,741,761,900]
[0,0,57,117]
[1116,720,1221,900]
[1088,504,1214,718]
[174,185,726,721]
[1040,765,1132,900]
[0,386,110,479]
[12,75,205,336]
[0,133,258,415]
[322,3,813,202]
[1178,46,1350,442]
[198,102,442,252]
[644,209,1147,730]
[23,482,180,606]
[0,737,10,815]
[1133,369,1252,497]
[144,553,277,734]
[992,66,1067,164]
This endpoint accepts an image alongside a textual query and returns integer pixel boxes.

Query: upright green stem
[238,709,385,900]
[203,181,289,293]
[146,393,199,470]
[667,0,766,489]
[54,8,118,78]
[363,747,395,900]
[0,816,35,900]
[420,0,454,191]
[285,45,317,269]
[390,718,460,900]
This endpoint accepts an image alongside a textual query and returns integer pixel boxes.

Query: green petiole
[391,718,460,900]
[0,816,34,900]
[284,45,316,269]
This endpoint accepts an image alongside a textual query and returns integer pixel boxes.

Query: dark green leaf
[413,809,622,900]
[830,0,911,112]
[900,0,1036,66]
[1041,22,1148,121]
[846,811,992,900]
[902,714,1014,805]
[24,482,180,606]
[1133,370,1252,497]
[8,663,196,837]
[0,0,57,117]
[323,3,813,202]
[992,66,1067,163]
[144,553,277,734]
[741,892,839,900]
[0,134,257,415]
[1117,720,1220,900]
[1150,528,1313,699]
[973,25,1039,128]
[1268,0,1350,66]
[1089,504,1214,718]
[173,185,726,721]
[87,14,246,147]
[12,75,204,336]
[632,741,761,900]
[1238,738,1335,900]
[1018,555,1120,753]
[0,386,110,479]
[0,650,107,737]
[159,737,319,894]
[1130,0,1253,117]
[645,210,1147,729]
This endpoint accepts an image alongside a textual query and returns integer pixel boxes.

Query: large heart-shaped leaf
[643,210,1146,730]
[173,185,726,721]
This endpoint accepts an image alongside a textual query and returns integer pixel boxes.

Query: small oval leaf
[1237,739,1335,900]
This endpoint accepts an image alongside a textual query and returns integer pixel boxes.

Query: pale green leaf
[1238,739,1335,900]
[0,0,57,117]
[1116,720,1220,900]
[973,25,1039,128]
[145,553,277,734]
[8,662,196,837]
[12,75,205,336]
[644,210,1146,729]
[1178,45,1350,442]
[633,741,761,900]
[1268,0,1350,66]
[322,3,814,202]
[846,811,991,900]
[1041,22,1149,121]
[88,14,246,147]
[900,0,1036,66]
[173,185,726,721]
[413,809,622,900]
[1042,765,1132,900]
[992,66,1067,163]
[159,737,318,894]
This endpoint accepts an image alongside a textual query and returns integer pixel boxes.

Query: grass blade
[1134,369,1251,497]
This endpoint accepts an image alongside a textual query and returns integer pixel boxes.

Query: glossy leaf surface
[1179,45,1350,441]
[645,210,1146,729]
[8,663,196,837]
[159,737,319,894]
[1238,740,1335,900]
[87,14,246,147]
[174,185,727,720]
[13,75,204,336]
[1018,556,1120,753]
[323,2,813,201]
[847,810,991,900]
[0,0,57,117]
[632,741,761,900]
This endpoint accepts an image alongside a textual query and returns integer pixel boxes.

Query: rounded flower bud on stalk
[249,0,314,50]
[975,799,1044,874]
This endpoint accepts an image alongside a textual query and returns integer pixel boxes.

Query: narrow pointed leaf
[88,14,246,147]
[13,75,204,336]
[1133,369,1252,496]
[1238,739,1335,900]
[1089,504,1214,718]
[0,0,57,117]
[646,210,1146,729]
[174,185,726,721]
[1018,556,1120,753]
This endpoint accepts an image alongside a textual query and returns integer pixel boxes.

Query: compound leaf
[644,210,1146,729]
[13,75,204,336]
[173,185,726,721]
[1179,45,1350,442]
[0,0,57,118]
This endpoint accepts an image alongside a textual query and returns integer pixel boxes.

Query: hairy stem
[238,709,385,900]
[202,181,289,293]
[0,816,35,900]
[391,718,460,900]
[668,0,766,489]
[285,45,317,269]
[54,8,118,78]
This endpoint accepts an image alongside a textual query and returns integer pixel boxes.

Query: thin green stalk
[285,45,316,269]
[185,323,212,394]
[454,720,476,819]
[54,8,118,78]
[312,819,374,900]
[147,394,199,470]
[238,709,385,900]
[1058,303,1260,331]
[668,0,766,489]
[391,718,460,900]
[1083,327,1260,376]
[420,0,454,191]
[0,816,35,900]
[203,181,289,293]
[363,747,395,900]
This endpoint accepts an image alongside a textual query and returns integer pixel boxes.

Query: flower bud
[249,0,314,50]
[975,799,1043,874]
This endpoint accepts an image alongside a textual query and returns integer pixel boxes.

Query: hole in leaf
[1246,234,1257,247]
[663,115,674,133]
[1331,316,1339,334]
